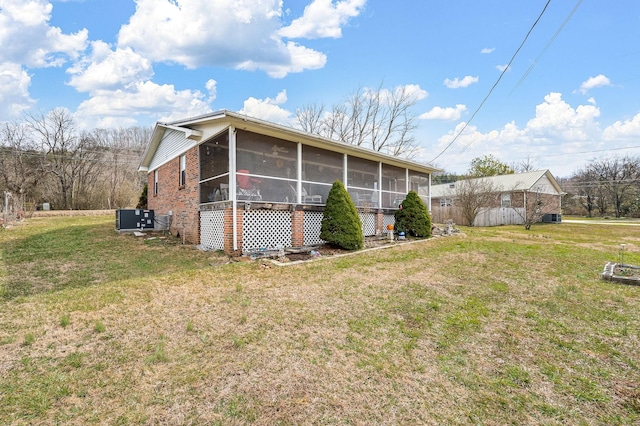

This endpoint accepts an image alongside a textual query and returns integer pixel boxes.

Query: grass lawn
[0,216,638,425]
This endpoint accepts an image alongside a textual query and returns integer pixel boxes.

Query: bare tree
[295,102,326,134]
[0,122,42,214]
[591,156,639,218]
[296,83,421,158]
[512,154,539,173]
[89,127,149,208]
[565,166,599,217]
[26,109,106,210]
[450,177,499,226]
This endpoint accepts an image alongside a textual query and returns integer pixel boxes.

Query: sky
[1,0,639,178]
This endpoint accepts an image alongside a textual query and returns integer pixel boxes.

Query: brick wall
[291,210,305,247]
[147,146,200,244]
[223,208,243,256]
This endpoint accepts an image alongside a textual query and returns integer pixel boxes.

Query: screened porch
[198,129,430,209]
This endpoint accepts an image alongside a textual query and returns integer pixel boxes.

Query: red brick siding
[291,210,305,247]
[223,208,243,256]
[376,211,384,235]
[147,146,200,244]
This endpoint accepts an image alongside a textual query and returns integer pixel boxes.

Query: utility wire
[429,0,552,163]
[512,0,583,93]
[516,144,640,162]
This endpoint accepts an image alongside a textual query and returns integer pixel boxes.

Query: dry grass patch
[0,218,639,424]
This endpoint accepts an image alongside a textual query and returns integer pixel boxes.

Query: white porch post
[297,142,302,204]
[343,154,348,185]
[377,162,382,207]
[405,168,410,194]
[229,126,238,251]
[428,173,432,213]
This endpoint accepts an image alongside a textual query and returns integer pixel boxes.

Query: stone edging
[266,236,445,267]
[601,262,640,286]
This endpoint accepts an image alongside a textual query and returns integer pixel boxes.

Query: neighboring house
[431,170,564,226]
[138,110,440,254]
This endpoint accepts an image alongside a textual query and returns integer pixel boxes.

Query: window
[440,198,452,207]
[179,154,186,186]
[501,193,511,208]
[154,170,158,195]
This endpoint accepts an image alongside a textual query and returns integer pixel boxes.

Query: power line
[429,0,552,163]
[512,0,583,93]
[518,144,640,162]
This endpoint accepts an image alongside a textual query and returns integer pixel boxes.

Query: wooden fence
[431,206,525,227]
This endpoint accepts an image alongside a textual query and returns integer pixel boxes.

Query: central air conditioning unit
[116,209,155,231]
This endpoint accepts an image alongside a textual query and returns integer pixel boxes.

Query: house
[138,110,440,254]
[430,170,564,226]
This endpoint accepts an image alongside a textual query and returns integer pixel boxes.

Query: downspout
[230,126,238,251]
[523,191,527,223]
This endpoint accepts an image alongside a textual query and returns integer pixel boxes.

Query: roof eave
[140,110,442,175]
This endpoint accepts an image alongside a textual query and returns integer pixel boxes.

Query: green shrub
[394,191,432,238]
[136,183,148,209]
[321,181,364,250]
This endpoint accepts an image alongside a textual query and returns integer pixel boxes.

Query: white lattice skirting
[202,209,390,252]
[359,212,377,236]
[304,211,324,246]
[242,210,292,252]
[200,210,225,250]
[383,214,395,229]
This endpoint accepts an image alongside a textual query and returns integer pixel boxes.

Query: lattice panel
[359,212,377,236]
[242,210,292,252]
[383,214,395,229]
[200,210,225,251]
[304,211,325,246]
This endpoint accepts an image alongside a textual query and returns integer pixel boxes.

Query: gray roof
[431,170,564,197]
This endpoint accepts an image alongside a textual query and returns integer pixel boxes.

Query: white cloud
[73,81,215,129]
[443,75,478,89]
[0,0,88,67]
[431,92,605,176]
[419,104,467,121]
[238,90,294,125]
[603,113,640,140]
[578,74,611,94]
[526,92,600,140]
[278,0,366,39]
[496,64,510,72]
[481,47,495,54]
[0,0,87,120]
[67,42,153,92]
[205,79,217,103]
[235,41,326,78]
[0,62,35,118]
[369,84,428,105]
[400,84,429,101]
[117,0,329,77]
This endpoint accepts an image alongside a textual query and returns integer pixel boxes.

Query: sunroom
[140,111,438,255]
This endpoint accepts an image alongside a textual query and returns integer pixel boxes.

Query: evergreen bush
[394,190,432,238]
[320,181,364,250]
[136,183,148,209]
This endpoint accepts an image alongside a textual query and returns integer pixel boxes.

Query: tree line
[1,109,149,218]
[560,155,640,218]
